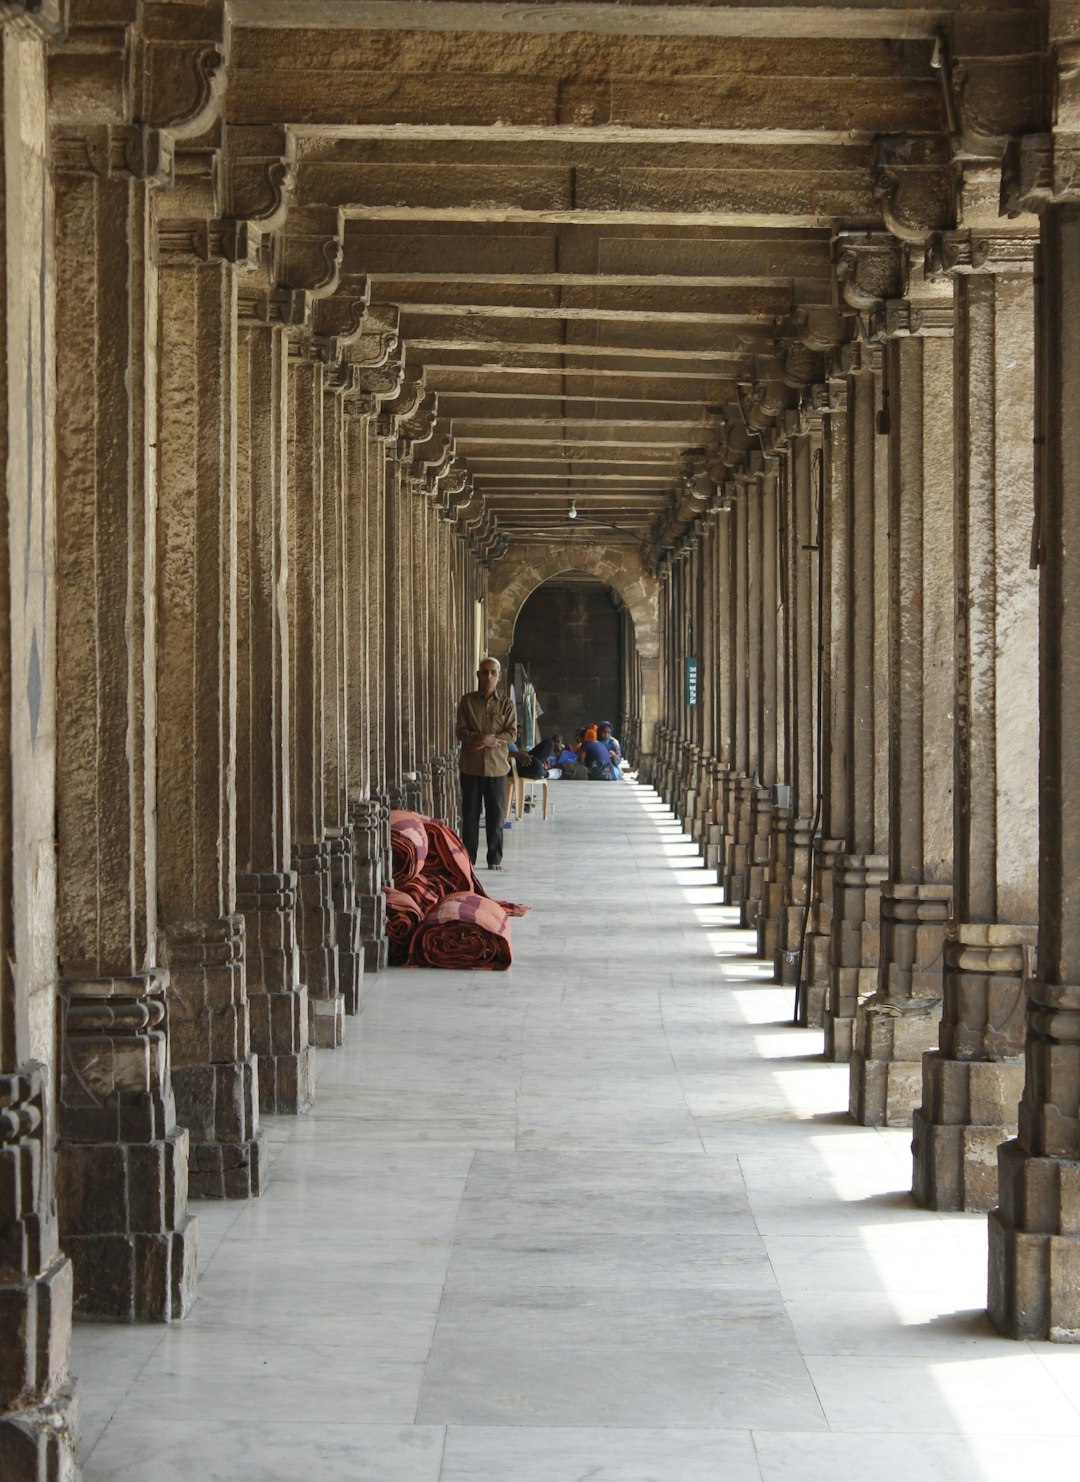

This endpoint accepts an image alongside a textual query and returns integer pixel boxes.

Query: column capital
[157,216,262,268]
[53,123,174,186]
[925,228,1037,278]
[220,125,296,233]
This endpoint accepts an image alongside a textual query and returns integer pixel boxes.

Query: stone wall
[510,582,622,744]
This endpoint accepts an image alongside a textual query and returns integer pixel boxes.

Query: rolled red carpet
[384,886,424,965]
[408,891,513,970]
[389,810,428,886]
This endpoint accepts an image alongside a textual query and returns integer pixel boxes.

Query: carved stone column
[824,343,891,1061]
[0,10,77,1471]
[772,428,819,988]
[797,383,847,1017]
[235,294,314,1112]
[322,370,363,1016]
[913,233,1039,1211]
[850,278,956,1126]
[156,222,264,1197]
[288,346,343,1047]
[989,186,1080,1338]
[51,123,200,1313]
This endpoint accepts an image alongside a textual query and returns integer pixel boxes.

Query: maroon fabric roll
[408,892,513,971]
[389,810,428,886]
[383,886,424,965]
[421,817,528,918]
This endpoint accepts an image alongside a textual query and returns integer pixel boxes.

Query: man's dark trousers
[460,772,506,867]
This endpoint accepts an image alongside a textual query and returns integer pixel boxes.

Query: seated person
[598,722,622,780]
[579,734,615,780]
[554,738,578,765]
[518,734,559,780]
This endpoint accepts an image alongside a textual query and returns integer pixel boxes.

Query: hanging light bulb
[568,499,578,521]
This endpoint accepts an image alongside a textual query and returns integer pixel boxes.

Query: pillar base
[59,1128,198,1321]
[187,1128,267,1201]
[849,997,942,1125]
[258,1045,316,1115]
[912,1055,1025,1211]
[309,993,346,1048]
[0,1380,79,1482]
[65,1216,198,1324]
[825,1009,855,1063]
[989,1138,1080,1340]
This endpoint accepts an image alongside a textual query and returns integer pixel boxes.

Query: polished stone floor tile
[439,1426,761,1482]
[71,785,1069,1480]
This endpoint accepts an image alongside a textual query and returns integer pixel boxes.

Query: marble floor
[74,783,1080,1480]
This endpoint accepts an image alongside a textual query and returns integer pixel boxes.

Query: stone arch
[485,542,659,665]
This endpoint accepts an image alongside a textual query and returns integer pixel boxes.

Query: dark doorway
[509,576,623,743]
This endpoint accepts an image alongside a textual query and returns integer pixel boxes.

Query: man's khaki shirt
[456,690,517,777]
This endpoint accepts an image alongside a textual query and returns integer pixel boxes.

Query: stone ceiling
[222,0,1041,557]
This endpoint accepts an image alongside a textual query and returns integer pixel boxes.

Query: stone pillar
[989,198,1080,1339]
[343,398,388,970]
[824,343,890,1061]
[288,347,343,1047]
[850,280,956,1126]
[156,224,264,1197]
[235,296,314,1113]
[0,13,77,1472]
[797,385,848,1018]
[322,371,363,1016]
[913,235,1038,1211]
[51,126,199,1312]
[772,417,826,1001]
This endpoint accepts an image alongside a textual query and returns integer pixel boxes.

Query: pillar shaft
[851,306,956,1126]
[0,19,77,1472]
[914,251,1038,1212]
[990,203,1080,1339]
[824,351,889,1061]
[235,307,313,1112]
[288,350,343,1048]
[156,237,263,1198]
[52,136,199,1313]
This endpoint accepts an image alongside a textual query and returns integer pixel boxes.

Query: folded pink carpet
[389,810,427,886]
[383,886,424,966]
[408,891,513,971]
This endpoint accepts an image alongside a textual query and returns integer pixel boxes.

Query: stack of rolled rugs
[384,811,527,970]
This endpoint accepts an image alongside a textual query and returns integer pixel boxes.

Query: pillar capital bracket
[1002,132,1080,216]
[834,232,906,312]
[872,134,955,244]
[1,0,65,37]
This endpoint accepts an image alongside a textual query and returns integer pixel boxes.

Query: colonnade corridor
[73,785,1080,1482]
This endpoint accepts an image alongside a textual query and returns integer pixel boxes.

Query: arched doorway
[508,575,640,761]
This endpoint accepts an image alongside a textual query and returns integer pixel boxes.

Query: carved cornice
[868,295,954,341]
[925,228,1037,278]
[53,124,174,186]
[157,216,260,268]
[237,281,309,329]
[872,135,955,244]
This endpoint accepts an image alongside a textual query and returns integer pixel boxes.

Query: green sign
[685,656,698,707]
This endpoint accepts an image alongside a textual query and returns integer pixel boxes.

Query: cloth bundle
[385,810,526,970]
[408,892,513,970]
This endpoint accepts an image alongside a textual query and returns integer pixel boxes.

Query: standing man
[456,656,517,870]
